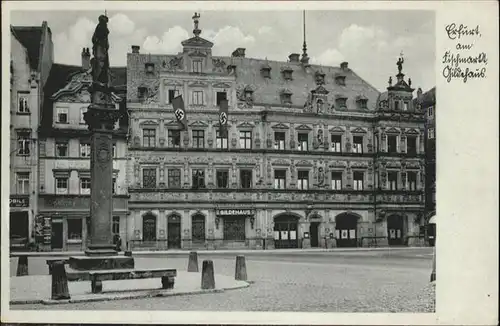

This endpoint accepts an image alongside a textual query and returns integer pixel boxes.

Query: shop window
[352,136,363,153]
[223,218,245,241]
[80,143,91,157]
[408,171,417,190]
[142,168,157,188]
[192,169,205,189]
[239,131,252,149]
[387,135,398,153]
[17,132,31,156]
[216,130,228,149]
[168,130,181,148]
[168,169,181,188]
[192,60,203,73]
[18,94,30,113]
[274,132,286,150]
[67,219,82,240]
[192,91,204,105]
[407,136,417,155]
[297,170,309,190]
[16,172,30,194]
[168,89,180,104]
[56,177,68,194]
[216,170,229,188]
[240,169,253,189]
[80,177,91,195]
[112,216,120,235]
[192,130,205,148]
[143,128,156,147]
[297,133,308,151]
[331,171,342,190]
[216,92,227,106]
[331,134,342,153]
[388,171,398,190]
[57,108,68,123]
[192,214,206,242]
[353,171,364,190]
[274,170,286,189]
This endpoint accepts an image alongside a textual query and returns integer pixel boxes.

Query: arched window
[192,214,205,242]
[143,213,157,241]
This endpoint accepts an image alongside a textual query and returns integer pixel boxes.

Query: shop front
[10,195,31,250]
[216,208,255,249]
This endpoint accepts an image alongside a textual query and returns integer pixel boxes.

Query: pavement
[9,247,435,312]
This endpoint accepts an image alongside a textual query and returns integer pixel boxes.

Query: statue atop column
[90,15,111,104]
[396,56,404,74]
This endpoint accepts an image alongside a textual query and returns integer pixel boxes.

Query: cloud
[142,26,189,54]
[312,49,344,67]
[108,13,136,35]
[258,26,273,35]
[205,26,256,56]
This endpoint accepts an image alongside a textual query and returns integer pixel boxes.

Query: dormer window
[356,96,368,110]
[403,101,409,111]
[145,62,155,74]
[335,96,347,109]
[261,65,271,78]
[192,60,203,73]
[280,89,293,105]
[282,66,293,81]
[335,75,346,86]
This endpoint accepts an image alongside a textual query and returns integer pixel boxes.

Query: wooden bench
[88,268,177,294]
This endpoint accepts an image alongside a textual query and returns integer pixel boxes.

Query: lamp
[250,216,255,229]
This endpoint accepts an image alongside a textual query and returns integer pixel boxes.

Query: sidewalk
[10,246,432,257]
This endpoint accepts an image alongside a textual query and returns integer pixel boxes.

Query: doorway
[310,222,320,247]
[387,214,405,246]
[51,221,63,250]
[273,214,299,249]
[335,213,358,247]
[167,214,181,249]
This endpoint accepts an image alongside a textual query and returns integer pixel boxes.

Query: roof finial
[192,12,201,37]
[301,10,310,65]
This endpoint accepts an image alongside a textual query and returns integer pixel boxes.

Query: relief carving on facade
[166,56,184,71]
[143,79,161,104]
[212,58,226,73]
[266,132,273,148]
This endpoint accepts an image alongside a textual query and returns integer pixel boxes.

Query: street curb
[10,247,432,257]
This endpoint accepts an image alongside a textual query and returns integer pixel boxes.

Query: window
[57,108,68,123]
[394,101,400,111]
[223,218,246,241]
[80,143,91,157]
[56,177,68,194]
[56,142,68,157]
[112,144,117,158]
[403,102,409,111]
[192,169,205,189]
[192,214,205,242]
[80,177,91,195]
[353,171,364,190]
[216,130,228,149]
[143,128,156,147]
[216,92,227,106]
[387,135,398,153]
[192,60,202,73]
[67,219,82,240]
[112,216,120,235]
[142,215,157,241]
[17,132,31,155]
[240,169,252,189]
[168,89,180,104]
[112,177,117,194]
[331,171,342,190]
[80,107,87,124]
[281,94,292,105]
[428,128,435,139]
[331,134,342,153]
[16,172,30,194]
[142,168,157,188]
[297,170,309,190]
[388,171,398,190]
[406,136,417,155]
[336,98,347,108]
[192,130,205,148]
[192,91,204,105]
[353,136,363,153]
[168,169,181,188]
[428,106,434,118]
[408,171,417,191]
[335,76,346,86]
[358,99,368,110]
[216,170,229,188]
[168,130,181,148]
[239,131,252,149]
[18,94,30,113]
[297,133,308,151]
[274,132,286,150]
[274,170,286,189]
[283,70,293,80]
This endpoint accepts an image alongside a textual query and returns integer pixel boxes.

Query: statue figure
[408,78,412,87]
[317,129,324,146]
[397,57,404,74]
[388,76,392,86]
[91,15,110,88]
[318,167,325,186]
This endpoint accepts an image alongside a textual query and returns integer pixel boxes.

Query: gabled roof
[181,36,214,48]
[11,26,43,71]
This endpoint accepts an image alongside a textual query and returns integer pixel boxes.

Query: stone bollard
[430,247,436,282]
[235,255,247,281]
[16,255,29,276]
[201,260,215,290]
[51,261,70,300]
[187,251,199,272]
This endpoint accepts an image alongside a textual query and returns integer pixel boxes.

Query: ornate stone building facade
[37,51,128,251]
[126,15,426,250]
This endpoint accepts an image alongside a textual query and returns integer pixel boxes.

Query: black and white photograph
[2,1,498,325]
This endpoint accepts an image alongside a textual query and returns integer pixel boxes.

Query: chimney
[289,53,300,63]
[131,45,140,54]
[231,48,246,58]
[340,62,348,70]
[81,48,90,70]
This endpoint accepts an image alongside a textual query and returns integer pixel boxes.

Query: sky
[10,10,435,92]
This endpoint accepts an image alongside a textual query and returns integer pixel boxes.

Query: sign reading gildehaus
[216,209,255,216]
[10,197,29,208]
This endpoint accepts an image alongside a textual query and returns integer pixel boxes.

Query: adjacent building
[10,23,53,246]
[125,15,426,250]
[37,50,128,251]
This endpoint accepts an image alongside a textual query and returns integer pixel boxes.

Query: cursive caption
[442,24,488,83]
